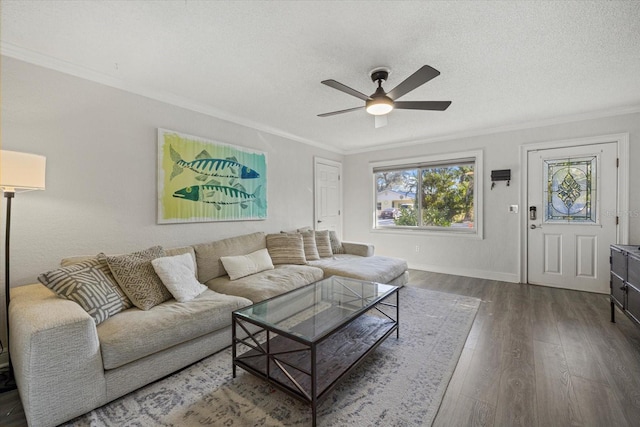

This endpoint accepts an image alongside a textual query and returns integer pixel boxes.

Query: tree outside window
[374,159,476,231]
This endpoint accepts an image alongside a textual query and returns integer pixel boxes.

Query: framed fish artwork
[157,129,267,223]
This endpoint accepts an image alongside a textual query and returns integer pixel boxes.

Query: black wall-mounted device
[491,169,511,189]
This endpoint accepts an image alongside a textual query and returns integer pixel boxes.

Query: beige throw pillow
[152,253,207,302]
[329,230,345,254]
[100,246,172,310]
[266,234,306,265]
[314,230,333,258]
[299,230,320,261]
[220,248,275,280]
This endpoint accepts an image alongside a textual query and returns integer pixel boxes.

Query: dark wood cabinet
[610,244,640,324]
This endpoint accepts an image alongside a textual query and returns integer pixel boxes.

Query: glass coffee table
[232,275,399,426]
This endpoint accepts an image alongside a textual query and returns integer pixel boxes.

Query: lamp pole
[0,150,47,392]
[4,191,14,381]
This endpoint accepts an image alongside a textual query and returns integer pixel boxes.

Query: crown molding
[0,42,344,155]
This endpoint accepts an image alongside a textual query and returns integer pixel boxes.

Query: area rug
[64,286,480,427]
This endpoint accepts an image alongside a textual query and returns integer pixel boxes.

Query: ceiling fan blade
[317,106,364,117]
[394,101,452,111]
[375,115,388,128]
[387,65,441,101]
[321,79,371,101]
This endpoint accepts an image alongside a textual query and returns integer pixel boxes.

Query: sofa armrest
[342,242,375,257]
[10,284,107,427]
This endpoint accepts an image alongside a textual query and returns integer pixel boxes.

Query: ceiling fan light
[366,97,394,115]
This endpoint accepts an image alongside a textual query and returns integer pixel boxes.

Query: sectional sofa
[9,230,407,427]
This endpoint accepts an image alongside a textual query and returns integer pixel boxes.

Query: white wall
[343,112,640,282]
[0,57,342,286]
[3,55,640,350]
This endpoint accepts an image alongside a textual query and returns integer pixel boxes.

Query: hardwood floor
[2,269,639,426]
[409,270,640,427]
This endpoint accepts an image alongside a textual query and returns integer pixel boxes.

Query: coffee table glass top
[233,276,398,342]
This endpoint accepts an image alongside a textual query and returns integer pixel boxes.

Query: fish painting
[173,180,263,210]
[170,146,260,181]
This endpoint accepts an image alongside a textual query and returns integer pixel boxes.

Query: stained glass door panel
[543,156,597,223]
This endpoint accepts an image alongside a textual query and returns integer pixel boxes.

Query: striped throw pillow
[314,230,333,258]
[266,234,306,265]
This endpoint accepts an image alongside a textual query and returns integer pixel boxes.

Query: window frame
[370,150,484,239]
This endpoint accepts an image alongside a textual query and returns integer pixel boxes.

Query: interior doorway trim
[314,157,343,236]
[519,133,629,284]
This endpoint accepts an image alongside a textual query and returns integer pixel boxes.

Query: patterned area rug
[64,286,480,427]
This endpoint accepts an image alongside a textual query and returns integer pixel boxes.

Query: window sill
[371,226,483,239]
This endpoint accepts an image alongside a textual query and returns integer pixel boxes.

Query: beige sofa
[9,231,407,427]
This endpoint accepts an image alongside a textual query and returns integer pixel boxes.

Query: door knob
[530,224,538,229]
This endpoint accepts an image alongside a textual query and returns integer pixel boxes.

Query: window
[372,151,482,236]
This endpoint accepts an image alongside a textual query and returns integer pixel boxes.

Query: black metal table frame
[232,282,399,427]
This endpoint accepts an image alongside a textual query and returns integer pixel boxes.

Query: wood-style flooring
[1,269,640,426]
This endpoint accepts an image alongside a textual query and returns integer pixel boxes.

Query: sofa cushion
[266,233,306,265]
[97,289,252,370]
[194,232,266,283]
[308,254,408,284]
[220,248,274,280]
[100,246,172,311]
[206,264,324,303]
[151,253,207,302]
[38,263,124,325]
[314,230,333,257]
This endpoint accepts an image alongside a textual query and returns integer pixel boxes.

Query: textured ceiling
[2,1,640,153]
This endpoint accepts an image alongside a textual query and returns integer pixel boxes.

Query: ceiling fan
[318,65,451,128]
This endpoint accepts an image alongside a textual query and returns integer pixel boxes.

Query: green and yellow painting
[157,129,267,223]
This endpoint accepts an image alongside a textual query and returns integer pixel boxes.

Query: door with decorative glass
[527,142,617,293]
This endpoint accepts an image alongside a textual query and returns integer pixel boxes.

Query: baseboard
[408,262,520,283]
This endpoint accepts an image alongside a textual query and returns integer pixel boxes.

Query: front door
[527,142,617,293]
[314,158,342,235]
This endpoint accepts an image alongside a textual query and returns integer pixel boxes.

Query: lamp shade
[0,150,46,192]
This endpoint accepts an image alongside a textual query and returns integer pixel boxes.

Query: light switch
[509,205,519,214]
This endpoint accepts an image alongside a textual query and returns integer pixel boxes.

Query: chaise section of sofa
[308,254,408,286]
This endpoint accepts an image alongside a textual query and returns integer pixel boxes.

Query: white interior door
[527,142,617,293]
[314,158,342,235]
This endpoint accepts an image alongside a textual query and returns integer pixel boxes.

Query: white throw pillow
[221,248,275,280]
[151,253,207,302]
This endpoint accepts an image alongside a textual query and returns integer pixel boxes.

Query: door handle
[530,224,540,229]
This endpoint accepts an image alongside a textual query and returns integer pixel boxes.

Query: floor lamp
[0,150,46,392]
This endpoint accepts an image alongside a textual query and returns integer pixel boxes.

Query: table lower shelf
[234,312,397,402]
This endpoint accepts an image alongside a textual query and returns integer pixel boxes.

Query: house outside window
[372,150,483,237]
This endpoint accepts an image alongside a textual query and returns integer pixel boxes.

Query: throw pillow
[329,230,345,254]
[220,248,275,280]
[266,233,306,265]
[294,230,320,261]
[38,264,125,325]
[314,230,333,258]
[100,246,172,311]
[151,253,208,302]
[59,256,133,310]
